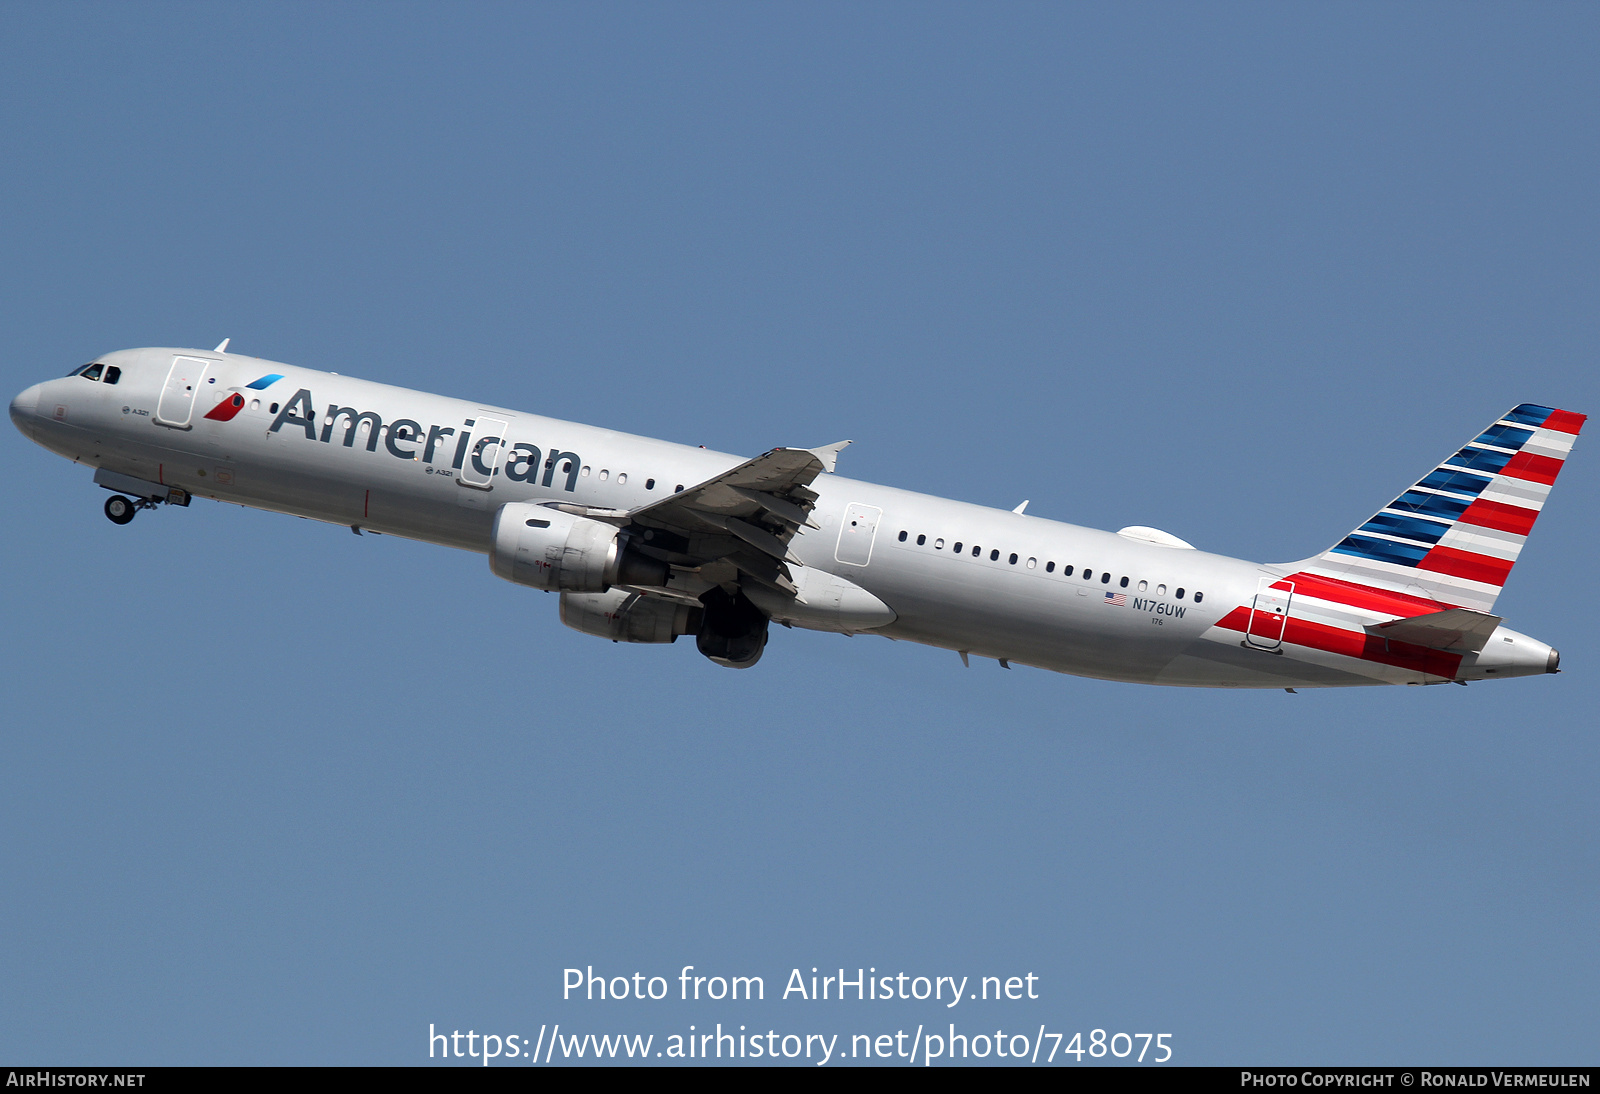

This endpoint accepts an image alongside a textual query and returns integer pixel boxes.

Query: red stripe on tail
[1457,498,1538,536]
[1214,607,1462,678]
[1282,572,1452,614]
[1541,409,1586,435]
[1417,546,1514,586]
[1500,451,1563,486]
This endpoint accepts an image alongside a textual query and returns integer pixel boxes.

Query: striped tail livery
[1209,404,1585,687]
[1310,403,1584,613]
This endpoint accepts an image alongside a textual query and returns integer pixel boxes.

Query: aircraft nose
[10,382,41,439]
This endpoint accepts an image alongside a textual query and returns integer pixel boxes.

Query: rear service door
[1245,578,1295,650]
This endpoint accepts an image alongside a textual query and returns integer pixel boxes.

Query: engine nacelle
[489,502,668,593]
[560,589,701,644]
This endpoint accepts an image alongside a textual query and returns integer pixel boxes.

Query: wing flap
[728,486,818,529]
[622,446,835,595]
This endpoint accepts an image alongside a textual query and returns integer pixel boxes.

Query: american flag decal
[1103,592,1127,606]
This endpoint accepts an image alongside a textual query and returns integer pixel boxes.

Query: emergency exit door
[834,503,882,567]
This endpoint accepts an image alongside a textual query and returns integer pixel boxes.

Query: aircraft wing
[1367,608,1503,653]
[615,443,849,596]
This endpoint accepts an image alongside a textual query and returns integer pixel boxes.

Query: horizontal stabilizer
[1368,608,1502,653]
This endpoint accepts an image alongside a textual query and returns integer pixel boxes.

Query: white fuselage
[11,347,1559,688]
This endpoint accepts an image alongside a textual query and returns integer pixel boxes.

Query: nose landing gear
[102,486,185,525]
[94,470,193,525]
[104,495,136,524]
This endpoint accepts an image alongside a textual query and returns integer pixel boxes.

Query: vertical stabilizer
[1299,404,1585,612]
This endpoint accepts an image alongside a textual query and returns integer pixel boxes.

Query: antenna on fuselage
[213,338,231,353]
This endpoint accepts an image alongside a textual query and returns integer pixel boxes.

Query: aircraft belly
[858,560,1195,683]
[1154,645,1384,688]
[74,412,495,550]
[815,525,1417,687]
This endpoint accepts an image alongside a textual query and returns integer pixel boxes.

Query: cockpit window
[79,363,104,381]
[67,363,91,376]
[103,366,121,385]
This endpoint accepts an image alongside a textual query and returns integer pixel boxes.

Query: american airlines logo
[265,388,584,490]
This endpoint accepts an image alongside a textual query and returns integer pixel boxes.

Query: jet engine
[695,587,769,669]
[560,589,701,643]
[489,502,668,593]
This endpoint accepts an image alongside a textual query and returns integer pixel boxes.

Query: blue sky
[1,2,1595,1065]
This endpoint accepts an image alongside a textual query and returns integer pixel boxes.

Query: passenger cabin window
[1156,583,1166,595]
[1008,553,1018,565]
[916,534,926,546]
[898,530,907,542]
[1083,569,1092,580]
[617,473,628,485]
[1026,557,1036,569]
[645,478,655,490]
[103,366,121,385]
[1046,561,1055,572]
[80,363,103,381]
[934,538,944,549]
[971,545,980,557]
[1194,591,1204,603]
[1138,580,1147,592]
[953,542,962,553]
[1101,572,1111,584]
[675,485,684,493]
[1063,565,1074,576]
[1176,588,1185,599]
[1120,576,1129,588]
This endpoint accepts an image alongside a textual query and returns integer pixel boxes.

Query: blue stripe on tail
[1330,535,1432,567]
[1472,424,1534,450]
[1503,404,1556,427]
[1416,468,1492,496]
[1358,512,1452,544]
[1388,489,1472,521]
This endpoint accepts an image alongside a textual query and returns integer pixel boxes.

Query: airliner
[10,344,1584,687]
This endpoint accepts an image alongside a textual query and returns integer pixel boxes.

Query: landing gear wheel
[104,495,136,525]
